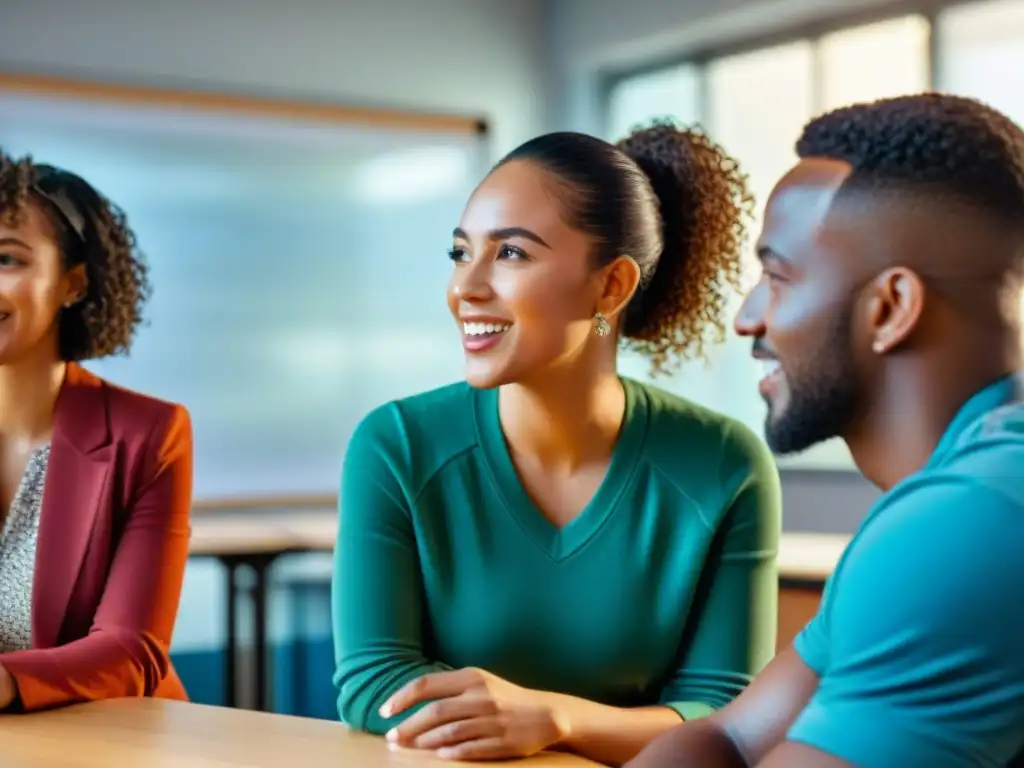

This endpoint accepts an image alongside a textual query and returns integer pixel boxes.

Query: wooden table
[190,510,850,581]
[188,508,852,711]
[777,532,848,586]
[0,699,599,767]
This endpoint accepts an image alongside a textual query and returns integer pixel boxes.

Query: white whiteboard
[0,92,489,499]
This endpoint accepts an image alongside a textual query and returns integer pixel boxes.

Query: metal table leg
[216,552,282,711]
[250,554,276,712]
[223,557,240,708]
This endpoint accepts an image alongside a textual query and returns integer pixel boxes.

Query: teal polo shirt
[789,373,1024,767]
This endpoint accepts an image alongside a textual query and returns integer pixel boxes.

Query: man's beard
[764,307,860,455]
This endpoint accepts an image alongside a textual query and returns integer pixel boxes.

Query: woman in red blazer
[0,150,192,711]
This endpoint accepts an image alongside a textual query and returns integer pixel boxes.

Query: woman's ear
[596,255,641,320]
[62,263,88,307]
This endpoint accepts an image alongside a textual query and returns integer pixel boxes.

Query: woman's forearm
[545,692,686,766]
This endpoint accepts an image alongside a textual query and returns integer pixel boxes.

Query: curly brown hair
[618,123,753,373]
[0,149,150,361]
[498,123,753,376]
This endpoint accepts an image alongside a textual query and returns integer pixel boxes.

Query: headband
[31,165,87,243]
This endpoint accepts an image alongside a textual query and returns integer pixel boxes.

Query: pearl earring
[594,312,611,338]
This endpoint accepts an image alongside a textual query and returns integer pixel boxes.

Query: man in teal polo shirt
[627,93,1024,767]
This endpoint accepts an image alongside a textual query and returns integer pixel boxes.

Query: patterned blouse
[0,444,50,653]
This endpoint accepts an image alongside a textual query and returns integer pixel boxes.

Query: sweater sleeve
[331,406,452,734]
[659,424,782,719]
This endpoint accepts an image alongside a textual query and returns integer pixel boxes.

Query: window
[819,15,930,109]
[936,0,1024,346]
[707,41,815,282]
[936,0,1024,125]
[606,63,701,140]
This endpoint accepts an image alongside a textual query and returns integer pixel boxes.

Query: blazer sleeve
[0,405,193,711]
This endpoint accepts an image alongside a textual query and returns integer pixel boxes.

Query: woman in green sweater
[332,124,782,766]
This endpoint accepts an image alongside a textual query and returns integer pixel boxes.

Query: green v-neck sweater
[332,377,782,734]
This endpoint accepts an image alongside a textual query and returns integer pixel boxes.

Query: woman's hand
[379,667,570,761]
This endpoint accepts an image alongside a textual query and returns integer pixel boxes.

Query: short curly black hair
[0,149,150,361]
[796,92,1024,234]
[498,123,753,375]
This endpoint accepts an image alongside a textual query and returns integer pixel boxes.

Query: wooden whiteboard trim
[0,71,488,135]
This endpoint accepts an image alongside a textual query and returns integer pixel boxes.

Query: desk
[189,509,851,711]
[189,513,335,711]
[191,510,849,580]
[0,699,599,767]
[778,532,848,586]
[190,511,850,585]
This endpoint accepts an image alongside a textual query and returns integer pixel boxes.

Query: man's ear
[864,266,926,354]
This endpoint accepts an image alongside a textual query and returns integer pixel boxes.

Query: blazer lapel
[33,363,114,649]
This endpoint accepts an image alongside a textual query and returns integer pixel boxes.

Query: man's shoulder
[818,397,1024,597]
[787,395,1024,767]
[835,398,1024,617]
[863,399,1024,526]
[857,468,1021,572]
[963,400,1024,444]
[834,468,1024,640]
[942,400,1024,496]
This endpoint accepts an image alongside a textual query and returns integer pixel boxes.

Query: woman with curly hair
[0,151,192,711]
[332,124,782,765]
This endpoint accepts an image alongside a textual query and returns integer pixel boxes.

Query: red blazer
[0,363,193,711]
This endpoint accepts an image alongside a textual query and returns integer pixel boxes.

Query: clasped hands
[379,667,570,761]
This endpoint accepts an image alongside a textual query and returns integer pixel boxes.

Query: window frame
[597,0,1013,136]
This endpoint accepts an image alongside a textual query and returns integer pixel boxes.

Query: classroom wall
[0,0,552,158]
[0,0,883,717]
